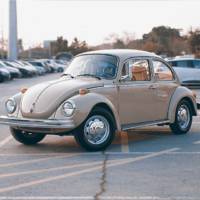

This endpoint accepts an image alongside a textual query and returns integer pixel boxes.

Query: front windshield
[64,54,118,79]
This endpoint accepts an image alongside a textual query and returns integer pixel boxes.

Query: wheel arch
[168,86,197,123]
[69,93,121,131]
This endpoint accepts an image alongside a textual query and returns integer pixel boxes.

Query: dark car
[3,61,34,78]
[0,67,11,82]
[0,61,21,79]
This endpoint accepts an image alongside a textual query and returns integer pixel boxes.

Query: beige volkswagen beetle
[0,50,197,151]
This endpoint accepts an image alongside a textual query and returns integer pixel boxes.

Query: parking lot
[0,73,200,200]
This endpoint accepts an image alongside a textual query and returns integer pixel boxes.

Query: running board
[122,120,170,131]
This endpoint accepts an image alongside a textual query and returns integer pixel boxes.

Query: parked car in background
[0,49,197,151]
[22,61,46,76]
[14,61,38,76]
[173,67,200,88]
[167,58,200,88]
[0,61,21,79]
[28,61,51,73]
[0,65,11,82]
[3,61,35,78]
[44,59,65,72]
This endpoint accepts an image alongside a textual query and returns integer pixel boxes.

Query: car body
[28,61,50,73]
[3,61,35,77]
[167,58,200,88]
[0,61,21,79]
[0,49,197,151]
[22,61,46,76]
[172,67,200,88]
[0,67,11,82]
[44,59,66,73]
[15,61,38,76]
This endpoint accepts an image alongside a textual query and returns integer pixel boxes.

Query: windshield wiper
[77,74,101,80]
[62,73,74,78]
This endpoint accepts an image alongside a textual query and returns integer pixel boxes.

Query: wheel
[10,127,46,145]
[170,99,192,135]
[74,107,116,151]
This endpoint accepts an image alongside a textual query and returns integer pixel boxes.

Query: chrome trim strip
[0,116,75,129]
[122,120,170,131]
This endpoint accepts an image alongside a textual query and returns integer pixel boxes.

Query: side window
[193,60,200,69]
[153,60,174,81]
[176,60,189,68]
[169,61,177,67]
[122,59,151,81]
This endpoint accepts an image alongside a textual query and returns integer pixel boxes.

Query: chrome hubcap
[177,105,190,130]
[84,115,110,145]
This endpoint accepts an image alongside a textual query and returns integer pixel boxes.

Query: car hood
[21,77,104,118]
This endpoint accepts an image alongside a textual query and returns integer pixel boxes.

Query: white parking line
[1,151,200,156]
[0,136,12,148]
[0,154,77,168]
[120,131,130,153]
[0,148,179,194]
[193,140,200,144]
[0,196,198,200]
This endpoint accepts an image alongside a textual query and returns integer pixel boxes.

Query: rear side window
[153,60,174,81]
[176,60,191,68]
[169,61,177,67]
[193,60,200,69]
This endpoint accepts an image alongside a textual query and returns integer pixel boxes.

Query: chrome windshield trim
[0,116,75,129]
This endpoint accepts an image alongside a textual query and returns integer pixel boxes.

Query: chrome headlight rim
[62,100,76,117]
[5,98,17,114]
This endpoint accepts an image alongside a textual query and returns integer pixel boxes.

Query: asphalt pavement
[0,74,200,200]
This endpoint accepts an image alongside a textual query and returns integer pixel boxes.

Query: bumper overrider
[0,115,75,129]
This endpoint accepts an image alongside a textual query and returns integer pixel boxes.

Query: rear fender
[168,86,197,123]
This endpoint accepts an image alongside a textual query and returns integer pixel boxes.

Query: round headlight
[5,98,16,114]
[62,101,75,117]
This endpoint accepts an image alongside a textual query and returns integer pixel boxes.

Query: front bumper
[0,115,75,129]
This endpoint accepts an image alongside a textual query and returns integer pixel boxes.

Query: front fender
[168,86,197,123]
[54,93,121,131]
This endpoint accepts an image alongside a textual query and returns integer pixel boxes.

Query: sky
[0,0,200,49]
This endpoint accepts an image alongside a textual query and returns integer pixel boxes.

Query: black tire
[170,99,193,135]
[74,107,116,151]
[10,127,46,145]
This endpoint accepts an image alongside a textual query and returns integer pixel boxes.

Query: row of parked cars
[0,59,69,82]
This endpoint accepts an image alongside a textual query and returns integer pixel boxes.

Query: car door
[151,58,178,120]
[118,57,159,126]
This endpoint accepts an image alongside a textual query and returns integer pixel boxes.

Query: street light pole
[8,0,18,60]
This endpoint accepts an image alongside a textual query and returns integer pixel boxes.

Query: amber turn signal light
[20,88,28,94]
[192,91,197,98]
[79,88,89,95]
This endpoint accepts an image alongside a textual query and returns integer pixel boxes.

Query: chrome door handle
[149,85,157,89]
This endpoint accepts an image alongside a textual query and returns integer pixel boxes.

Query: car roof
[79,49,160,61]
[168,58,200,62]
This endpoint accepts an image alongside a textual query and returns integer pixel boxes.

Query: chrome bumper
[0,115,75,129]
